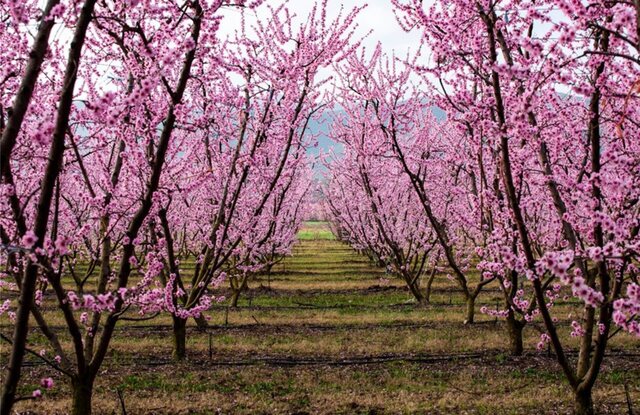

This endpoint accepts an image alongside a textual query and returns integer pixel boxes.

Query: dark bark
[464,295,476,324]
[574,386,595,415]
[172,316,187,360]
[266,263,274,289]
[506,314,524,356]
[573,24,614,412]
[378,110,474,314]
[478,7,576,384]
[405,274,425,305]
[71,375,94,415]
[1,1,97,412]
[424,267,437,303]
[229,275,248,308]
[90,0,202,373]
[194,315,209,330]
[0,0,60,176]
[230,289,241,308]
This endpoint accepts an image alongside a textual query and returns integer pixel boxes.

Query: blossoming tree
[392,1,640,413]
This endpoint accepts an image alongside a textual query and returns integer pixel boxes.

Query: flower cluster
[612,284,640,336]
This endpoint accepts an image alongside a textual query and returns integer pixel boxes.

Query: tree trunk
[464,295,475,324]
[230,288,241,308]
[0,264,38,415]
[71,376,94,415]
[266,263,273,290]
[230,276,249,307]
[506,314,524,356]
[1,1,98,411]
[424,269,437,303]
[574,387,594,415]
[172,316,187,360]
[194,315,208,330]
[406,274,425,305]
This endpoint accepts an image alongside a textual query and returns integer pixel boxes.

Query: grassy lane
[7,222,640,414]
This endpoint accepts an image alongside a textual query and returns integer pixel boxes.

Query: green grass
[296,221,336,240]
[6,221,639,414]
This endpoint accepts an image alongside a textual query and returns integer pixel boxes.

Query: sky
[48,1,419,176]
[217,1,425,174]
[217,1,423,58]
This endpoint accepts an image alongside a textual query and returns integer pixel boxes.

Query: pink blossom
[22,231,38,249]
[40,378,54,389]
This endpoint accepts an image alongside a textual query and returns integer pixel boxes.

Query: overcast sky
[218,0,424,60]
[216,1,426,169]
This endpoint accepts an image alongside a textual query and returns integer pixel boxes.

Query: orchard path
[17,221,640,414]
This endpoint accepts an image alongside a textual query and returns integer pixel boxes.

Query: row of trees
[324,1,639,414]
[2,0,639,414]
[0,1,360,413]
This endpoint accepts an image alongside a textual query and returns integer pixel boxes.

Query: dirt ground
[5,222,640,414]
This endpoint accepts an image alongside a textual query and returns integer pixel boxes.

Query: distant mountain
[305,105,446,174]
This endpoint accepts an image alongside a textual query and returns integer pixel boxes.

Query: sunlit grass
[296,221,336,240]
[5,221,639,414]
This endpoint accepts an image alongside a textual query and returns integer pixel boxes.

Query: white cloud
[217,0,423,58]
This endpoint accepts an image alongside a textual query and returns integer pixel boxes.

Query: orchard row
[323,2,640,415]
[1,1,639,415]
